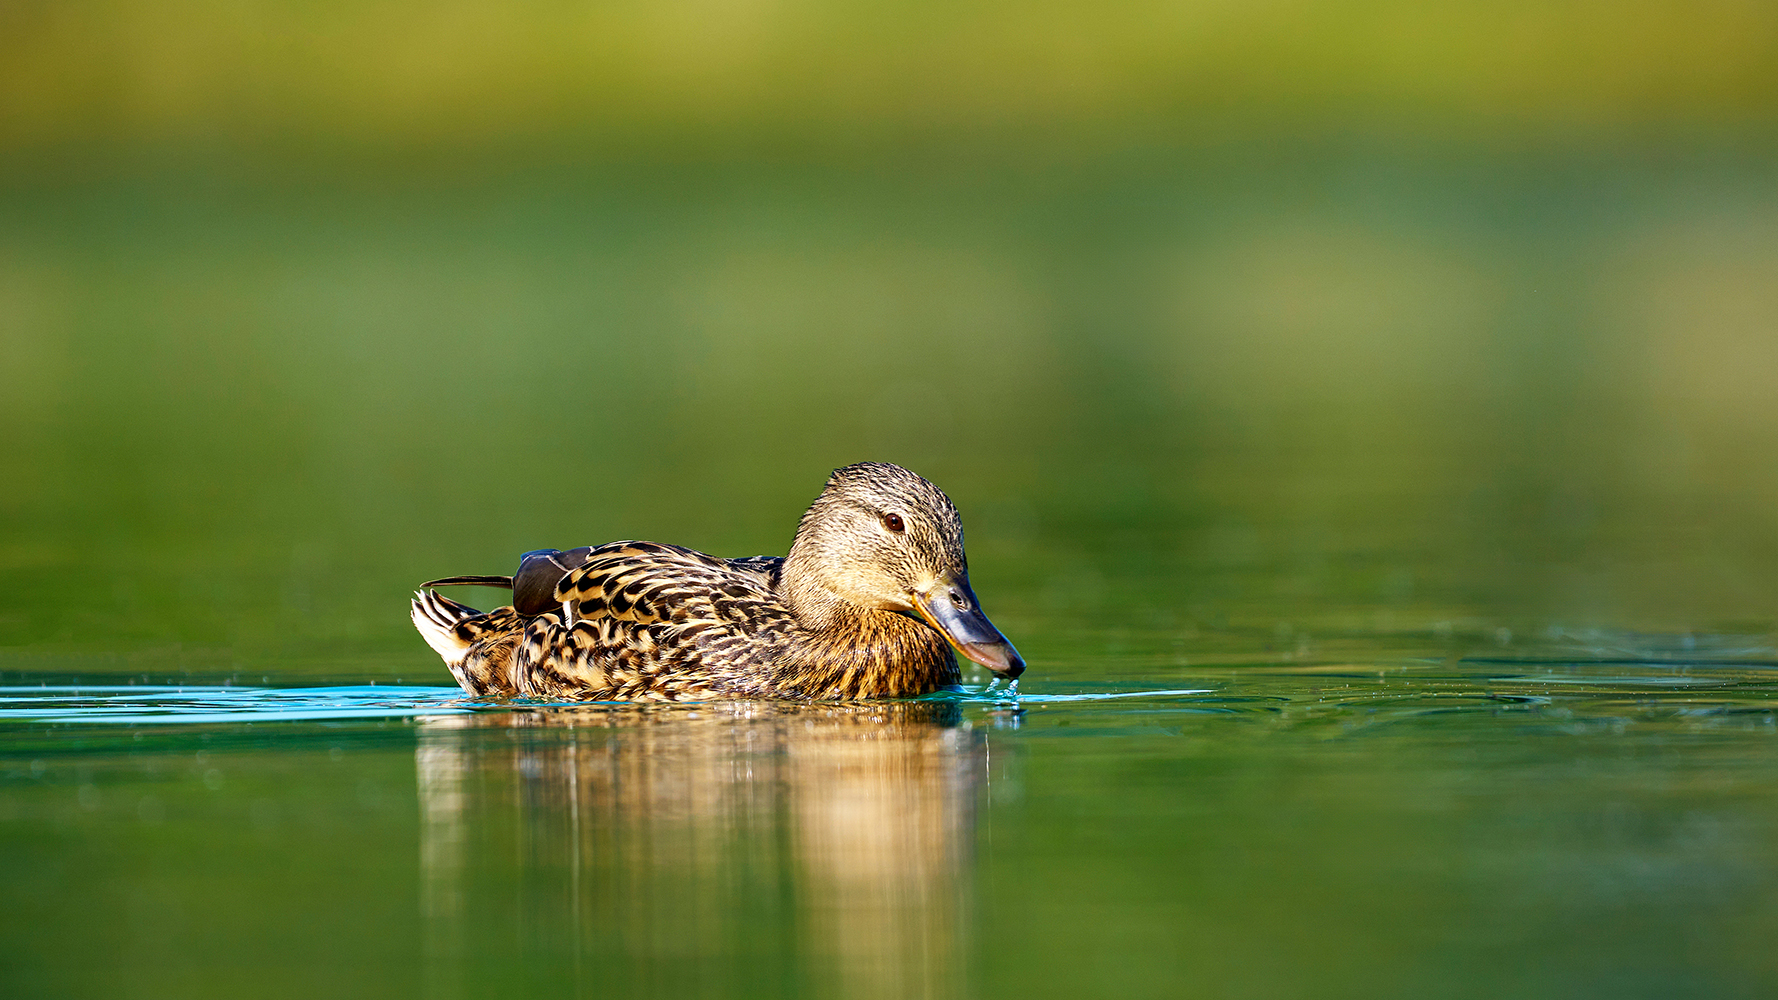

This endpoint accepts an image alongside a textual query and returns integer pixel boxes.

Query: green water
[5,142,1778,996]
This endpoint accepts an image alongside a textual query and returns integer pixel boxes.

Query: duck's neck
[780,533,858,632]
[776,557,956,698]
[779,554,844,632]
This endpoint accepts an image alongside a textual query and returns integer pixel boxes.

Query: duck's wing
[508,542,794,700]
[549,541,780,623]
[724,555,784,589]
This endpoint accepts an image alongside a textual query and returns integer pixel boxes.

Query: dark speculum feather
[513,548,593,615]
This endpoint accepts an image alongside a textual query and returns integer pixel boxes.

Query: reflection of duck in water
[412,462,1024,700]
[416,700,987,1000]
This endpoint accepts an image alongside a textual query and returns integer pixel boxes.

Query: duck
[410,462,1025,701]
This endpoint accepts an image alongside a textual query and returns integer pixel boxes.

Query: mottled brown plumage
[411,463,1024,701]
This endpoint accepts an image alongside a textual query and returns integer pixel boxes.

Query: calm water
[7,648,1778,999]
[5,144,1778,996]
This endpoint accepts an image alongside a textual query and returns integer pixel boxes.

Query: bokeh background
[3,0,1777,681]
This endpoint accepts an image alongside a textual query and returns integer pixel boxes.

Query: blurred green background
[2,0,1777,681]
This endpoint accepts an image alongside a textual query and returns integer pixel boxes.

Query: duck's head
[782,462,1024,680]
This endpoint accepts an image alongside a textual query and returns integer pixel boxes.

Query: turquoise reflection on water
[0,685,471,724]
[0,683,1209,724]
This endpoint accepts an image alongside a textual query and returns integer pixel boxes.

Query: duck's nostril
[950,590,967,609]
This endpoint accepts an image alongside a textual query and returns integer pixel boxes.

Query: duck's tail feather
[419,575,514,589]
[411,590,481,663]
[411,589,522,698]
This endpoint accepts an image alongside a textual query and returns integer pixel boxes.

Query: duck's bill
[912,575,1026,680]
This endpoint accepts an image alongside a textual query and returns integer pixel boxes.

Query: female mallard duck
[411,462,1024,701]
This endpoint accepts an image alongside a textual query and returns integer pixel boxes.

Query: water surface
[7,638,1778,998]
[6,146,1778,997]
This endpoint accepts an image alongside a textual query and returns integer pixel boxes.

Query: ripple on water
[0,644,1775,729]
[0,682,1219,725]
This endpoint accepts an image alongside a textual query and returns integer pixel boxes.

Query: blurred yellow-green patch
[2,0,1775,164]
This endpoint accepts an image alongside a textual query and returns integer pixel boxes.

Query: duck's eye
[881,512,905,533]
